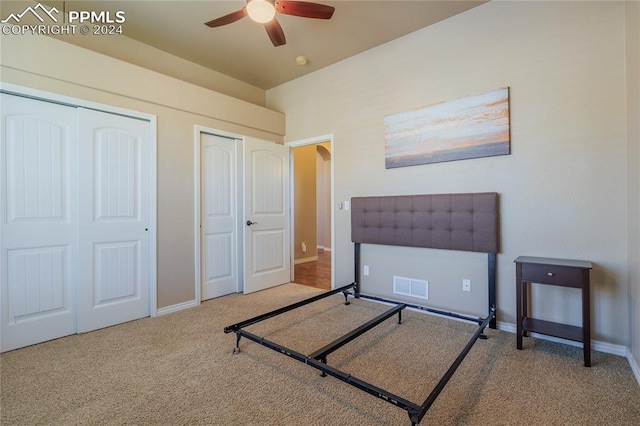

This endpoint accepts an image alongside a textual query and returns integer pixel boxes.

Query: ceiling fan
[204,0,335,47]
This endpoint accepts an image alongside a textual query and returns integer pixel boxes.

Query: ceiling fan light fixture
[246,0,276,23]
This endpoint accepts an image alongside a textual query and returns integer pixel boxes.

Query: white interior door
[243,137,291,293]
[76,108,151,333]
[0,94,77,352]
[201,133,238,300]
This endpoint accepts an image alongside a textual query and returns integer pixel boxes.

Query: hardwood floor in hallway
[293,250,331,290]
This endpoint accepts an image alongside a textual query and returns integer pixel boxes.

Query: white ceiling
[3,1,486,90]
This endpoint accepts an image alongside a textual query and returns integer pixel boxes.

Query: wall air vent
[393,276,428,300]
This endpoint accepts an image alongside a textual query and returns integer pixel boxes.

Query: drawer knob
[547,272,555,277]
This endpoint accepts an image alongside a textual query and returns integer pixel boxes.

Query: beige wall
[293,145,317,260]
[626,1,640,373]
[0,35,284,309]
[50,32,267,106]
[268,1,630,346]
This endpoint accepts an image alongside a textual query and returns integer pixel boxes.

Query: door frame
[0,82,158,320]
[193,126,244,303]
[286,134,335,289]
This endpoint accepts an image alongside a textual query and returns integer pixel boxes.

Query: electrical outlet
[463,279,471,292]
[363,265,369,276]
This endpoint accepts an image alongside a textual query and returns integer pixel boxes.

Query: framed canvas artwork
[384,87,510,168]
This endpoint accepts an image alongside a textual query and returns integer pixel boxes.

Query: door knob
[246,220,258,226]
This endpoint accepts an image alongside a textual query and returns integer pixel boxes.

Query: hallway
[293,250,331,290]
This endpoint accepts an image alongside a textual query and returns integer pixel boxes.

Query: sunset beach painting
[384,87,510,168]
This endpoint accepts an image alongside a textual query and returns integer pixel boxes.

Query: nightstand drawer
[521,263,583,288]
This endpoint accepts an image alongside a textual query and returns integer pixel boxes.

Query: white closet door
[76,108,150,333]
[0,94,77,352]
[243,137,291,294]
[200,133,238,300]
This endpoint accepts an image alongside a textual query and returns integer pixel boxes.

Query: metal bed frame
[225,193,499,425]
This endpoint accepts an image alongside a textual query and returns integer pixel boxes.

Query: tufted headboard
[350,192,499,254]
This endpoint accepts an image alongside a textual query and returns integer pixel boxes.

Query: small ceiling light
[246,0,276,23]
[295,55,308,65]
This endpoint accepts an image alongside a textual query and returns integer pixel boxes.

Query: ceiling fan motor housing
[205,0,335,47]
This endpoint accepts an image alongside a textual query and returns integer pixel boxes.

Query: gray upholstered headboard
[351,192,499,254]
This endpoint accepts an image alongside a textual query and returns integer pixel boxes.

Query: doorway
[289,135,334,291]
[195,128,292,301]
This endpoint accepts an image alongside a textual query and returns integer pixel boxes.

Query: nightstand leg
[582,270,591,367]
[516,264,523,350]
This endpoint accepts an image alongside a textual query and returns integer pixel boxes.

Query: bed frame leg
[354,243,361,298]
[398,310,403,324]
[319,358,327,377]
[342,290,351,305]
[232,333,242,354]
[488,252,497,330]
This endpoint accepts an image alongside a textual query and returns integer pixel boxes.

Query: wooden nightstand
[514,256,593,367]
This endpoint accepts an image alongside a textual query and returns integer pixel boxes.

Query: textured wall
[268,1,630,345]
[626,0,640,374]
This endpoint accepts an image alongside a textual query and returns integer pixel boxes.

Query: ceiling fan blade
[204,8,247,27]
[275,1,335,19]
[265,18,286,46]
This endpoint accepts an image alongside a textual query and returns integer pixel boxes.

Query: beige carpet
[1,283,639,425]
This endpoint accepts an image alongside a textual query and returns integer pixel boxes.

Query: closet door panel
[1,94,77,352]
[76,108,151,333]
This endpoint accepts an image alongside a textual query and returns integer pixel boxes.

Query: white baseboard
[353,306,630,360]
[496,321,628,357]
[294,256,318,265]
[627,350,640,387]
[156,299,199,316]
